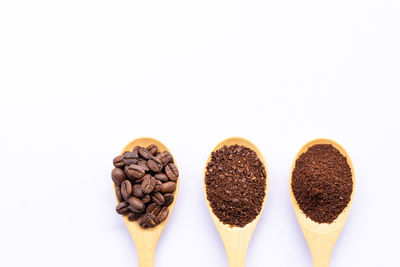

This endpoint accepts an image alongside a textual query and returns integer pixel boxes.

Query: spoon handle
[312,256,330,267]
[221,231,251,267]
[134,240,156,267]
[305,231,336,267]
[226,249,246,267]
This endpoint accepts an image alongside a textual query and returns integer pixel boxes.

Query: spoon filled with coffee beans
[204,137,268,267]
[290,139,355,267]
[111,137,179,267]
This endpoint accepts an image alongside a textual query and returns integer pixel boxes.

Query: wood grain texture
[114,137,179,267]
[204,137,269,267]
[289,138,355,267]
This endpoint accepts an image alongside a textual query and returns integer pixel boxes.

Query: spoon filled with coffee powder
[111,137,179,267]
[290,139,355,267]
[204,137,268,267]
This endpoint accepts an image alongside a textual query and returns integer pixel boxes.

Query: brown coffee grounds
[205,145,267,227]
[291,144,353,224]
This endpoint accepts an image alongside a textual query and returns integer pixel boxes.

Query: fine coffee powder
[205,145,266,227]
[291,144,353,224]
[112,144,178,228]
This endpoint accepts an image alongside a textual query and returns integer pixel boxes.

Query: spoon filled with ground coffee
[290,139,355,267]
[204,137,268,267]
[111,137,179,267]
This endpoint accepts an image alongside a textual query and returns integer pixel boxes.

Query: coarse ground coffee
[205,145,267,227]
[291,144,353,224]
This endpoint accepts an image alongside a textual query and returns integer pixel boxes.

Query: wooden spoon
[114,137,179,267]
[289,139,355,267]
[203,137,269,267]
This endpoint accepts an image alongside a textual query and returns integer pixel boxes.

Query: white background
[0,0,399,266]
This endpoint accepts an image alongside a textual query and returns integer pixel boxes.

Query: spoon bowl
[289,138,355,267]
[204,137,269,267]
[114,137,179,267]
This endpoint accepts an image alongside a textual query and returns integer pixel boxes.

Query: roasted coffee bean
[131,146,140,157]
[153,180,162,193]
[135,173,149,184]
[115,185,123,202]
[132,184,144,198]
[146,203,158,213]
[151,192,165,205]
[128,205,143,213]
[124,165,131,178]
[163,193,174,207]
[116,202,130,214]
[154,173,168,182]
[147,157,163,173]
[138,213,160,228]
[124,152,138,159]
[160,181,176,193]
[138,147,152,160]
[113,155,125,168]
[124,152,139,165]
[124,158,138,165]
[125,164,145,179]
[137,159,150,172]
[142,194,151,204]
[156,151,173,166]
[157,207,169,223]
[146,203,161,216]
[127,212,140,221]
[151,206,161,216]
[128,196,145,212]
[165,163,179,181]
[141,175,156,194]
[111,168,126,185]
[121,180,132,201]
[138,214,145,225]
[146,144,158,155]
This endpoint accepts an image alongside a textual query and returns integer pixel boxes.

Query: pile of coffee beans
[291,144,353,224]
[112,145,178,228]
[205,145,267,227]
